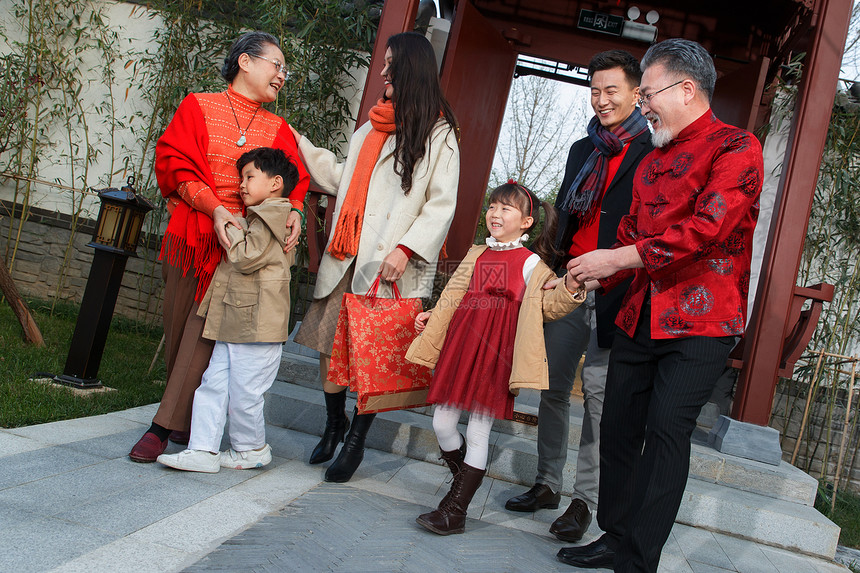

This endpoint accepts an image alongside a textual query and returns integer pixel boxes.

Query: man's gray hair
[641,39,716,102]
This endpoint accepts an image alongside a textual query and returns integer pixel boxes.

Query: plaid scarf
[560,110,649,224]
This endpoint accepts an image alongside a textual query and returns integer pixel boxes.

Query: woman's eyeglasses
[250,54,289,78]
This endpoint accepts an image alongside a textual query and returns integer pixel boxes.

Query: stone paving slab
[2,412,144,446]
[61,427,158,459]
[183,483,597,573]
[0,445,106,490]
[0,403,849,573]
[45,430,326,573]
[0,513,119,573]
[182,482,849,573]
[0,430,46,457]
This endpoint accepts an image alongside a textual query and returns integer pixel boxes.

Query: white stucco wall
[748,98,792,319]
[0,0,163,218]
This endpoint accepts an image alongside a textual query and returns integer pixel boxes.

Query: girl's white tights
[432,404,494,470]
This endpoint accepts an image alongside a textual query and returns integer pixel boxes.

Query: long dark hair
[221,31,280,83]
[488,182,560,265]
[386,32,458,193]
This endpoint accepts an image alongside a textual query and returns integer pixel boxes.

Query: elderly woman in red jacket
[129,31,308,462]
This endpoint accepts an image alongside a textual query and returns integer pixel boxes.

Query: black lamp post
[54,176,155,389]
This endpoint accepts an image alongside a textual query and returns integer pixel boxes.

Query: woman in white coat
[293,32,460,482]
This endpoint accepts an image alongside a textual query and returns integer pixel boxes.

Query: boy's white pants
[188,341,281,453]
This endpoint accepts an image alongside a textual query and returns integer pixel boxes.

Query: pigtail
[530,199,562,265]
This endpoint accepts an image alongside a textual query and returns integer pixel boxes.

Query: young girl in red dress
[406,181,587,535]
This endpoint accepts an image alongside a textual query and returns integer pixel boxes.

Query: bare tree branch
[490,76,589,199]
[0,254,44,346]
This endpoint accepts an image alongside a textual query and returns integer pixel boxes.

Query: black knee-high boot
[325,407,376,483]
[309,391,350,465]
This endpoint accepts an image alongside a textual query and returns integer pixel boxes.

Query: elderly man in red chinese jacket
[557,38,763,573]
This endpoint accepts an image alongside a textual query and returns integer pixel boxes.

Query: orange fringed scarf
[327,99,396,260]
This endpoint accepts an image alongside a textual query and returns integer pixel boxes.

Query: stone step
[277,352,587,449]
[263,376,839,559]
[689,437,817,507]
[275,354,818,506]
[677,478,839,559]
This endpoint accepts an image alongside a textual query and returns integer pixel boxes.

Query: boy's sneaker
[157,449,220,473]
[220,444,272,469]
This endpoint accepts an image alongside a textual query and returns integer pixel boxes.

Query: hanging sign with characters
[577,9,624,36]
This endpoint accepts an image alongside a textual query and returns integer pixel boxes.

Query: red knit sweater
[155,86,308,301]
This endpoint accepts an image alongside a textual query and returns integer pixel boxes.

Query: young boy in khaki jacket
[158,147,299,473]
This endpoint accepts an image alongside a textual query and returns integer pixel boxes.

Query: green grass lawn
[0,298,167,428]
[817,482,860,552]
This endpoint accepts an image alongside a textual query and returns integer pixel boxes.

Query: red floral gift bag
[328,277,432,414]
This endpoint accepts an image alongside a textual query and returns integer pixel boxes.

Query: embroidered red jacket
[600,111,763,339]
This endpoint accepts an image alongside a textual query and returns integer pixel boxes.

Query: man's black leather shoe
[550,498,592,542]
[556,535,616,569]
[504,483,560,512]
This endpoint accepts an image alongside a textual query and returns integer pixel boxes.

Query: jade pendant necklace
[225,92,261,147]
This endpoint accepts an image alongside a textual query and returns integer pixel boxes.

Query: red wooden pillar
[732,0,853,425]
[438,1,517,263]
[306,3,418,272]
[355,1,420,127]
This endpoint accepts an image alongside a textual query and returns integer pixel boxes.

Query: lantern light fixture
[52,176,155,389]
[89,176,155,257]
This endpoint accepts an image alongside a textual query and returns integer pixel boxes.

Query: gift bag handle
[366,276,401,301]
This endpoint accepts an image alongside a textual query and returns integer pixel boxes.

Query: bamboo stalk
[792,350,828,465]
[831,360,857,514]
[806,350,859,360]
[781,375,800,449]
[0,171,96,196]
[148,334,165,374]
[845,395,860,492]
[821,366,840,479]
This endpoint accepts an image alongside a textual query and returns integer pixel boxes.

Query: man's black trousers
[596,303,734,573]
